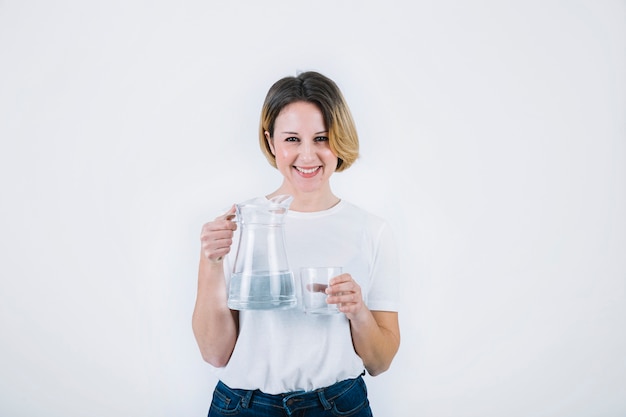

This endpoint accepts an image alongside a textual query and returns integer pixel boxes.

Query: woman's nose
[298,140,315,160]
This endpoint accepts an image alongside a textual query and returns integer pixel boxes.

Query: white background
[1,1,625,416]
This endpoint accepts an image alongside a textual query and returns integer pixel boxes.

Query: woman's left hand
[326,272,400,376]
[326,273,368,320]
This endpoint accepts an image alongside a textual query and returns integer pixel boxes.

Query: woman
[192,71,400,416]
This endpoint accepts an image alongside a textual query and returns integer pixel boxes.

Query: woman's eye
[285,137,299,142]
[315,136,329,142]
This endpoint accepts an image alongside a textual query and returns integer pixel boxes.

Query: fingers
[328,273,351,286]
[200,232,233,261]
[200,205,238,261]
[325,273,364,313]
[305,283,328,293]
[327,273,359,295]
[217,205,237,221]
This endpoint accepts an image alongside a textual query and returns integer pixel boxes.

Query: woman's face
[266,101,338,196]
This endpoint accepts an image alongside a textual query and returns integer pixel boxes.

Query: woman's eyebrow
[279,130,328,135]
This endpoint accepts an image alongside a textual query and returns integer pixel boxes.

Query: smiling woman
[259,72,360,175]
[192,71,401,416]
[1,1,624,415]
[265,101,339,208]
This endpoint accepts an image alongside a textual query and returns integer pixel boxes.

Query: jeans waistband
[216,372,366,414]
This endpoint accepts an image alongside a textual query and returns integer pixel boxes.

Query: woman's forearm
[192,255,238,367]
[349,310,400,376]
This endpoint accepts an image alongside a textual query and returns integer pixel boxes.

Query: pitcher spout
[267,194,293,212]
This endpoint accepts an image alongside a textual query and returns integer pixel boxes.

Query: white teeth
[296,167,319,174]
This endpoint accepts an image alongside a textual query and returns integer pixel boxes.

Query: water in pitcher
[228,271,296,310]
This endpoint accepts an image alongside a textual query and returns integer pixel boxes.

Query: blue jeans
[207,375,373,417]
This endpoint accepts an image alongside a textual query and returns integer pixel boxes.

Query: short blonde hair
[259,71,359,172]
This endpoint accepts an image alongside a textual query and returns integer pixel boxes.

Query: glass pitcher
[227,195,297,310]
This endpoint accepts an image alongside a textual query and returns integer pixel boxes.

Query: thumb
[220,204,236,221]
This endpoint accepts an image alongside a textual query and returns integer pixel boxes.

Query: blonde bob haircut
[259,71,359,172]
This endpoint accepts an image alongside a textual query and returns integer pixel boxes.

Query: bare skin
[326,274,400,375]
[192,208,238,367]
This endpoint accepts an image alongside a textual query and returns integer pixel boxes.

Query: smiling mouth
[295,166,320,175]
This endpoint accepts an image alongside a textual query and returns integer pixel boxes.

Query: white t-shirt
[214,197,399,394]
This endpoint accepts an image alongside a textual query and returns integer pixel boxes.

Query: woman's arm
[191,208,239,367]
[192,257,239,367]
[347,310,400,376]
[327,274,401,376]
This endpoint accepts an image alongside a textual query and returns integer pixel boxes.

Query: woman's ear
[265,131,275,155]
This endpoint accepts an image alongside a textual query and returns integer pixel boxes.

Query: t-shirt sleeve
[366,220,400,312]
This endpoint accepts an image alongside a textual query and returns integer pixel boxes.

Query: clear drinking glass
[299,266,343,314]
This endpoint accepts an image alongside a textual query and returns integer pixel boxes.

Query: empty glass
[299,267,343,314]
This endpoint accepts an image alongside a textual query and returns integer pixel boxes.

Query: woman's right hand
[200,205,237,263]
